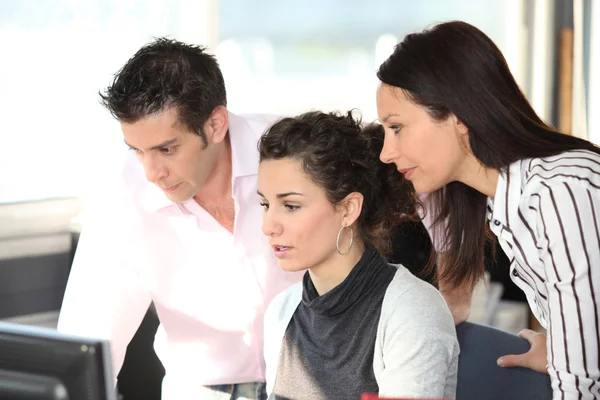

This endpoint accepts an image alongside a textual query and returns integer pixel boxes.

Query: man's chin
[164,190,193,204]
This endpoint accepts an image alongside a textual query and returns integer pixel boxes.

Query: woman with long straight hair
[376,20,600,399]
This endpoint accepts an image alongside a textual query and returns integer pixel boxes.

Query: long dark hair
[258,111,418,254]
[377,20,600,289]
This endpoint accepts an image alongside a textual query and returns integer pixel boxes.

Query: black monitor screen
[0,322,116,400]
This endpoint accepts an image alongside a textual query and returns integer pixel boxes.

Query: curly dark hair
[258,110,419,254]
[99,37,227,144]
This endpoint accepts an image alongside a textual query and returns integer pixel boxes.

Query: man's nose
[143,155,168,183]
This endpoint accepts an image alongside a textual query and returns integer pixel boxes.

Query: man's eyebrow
[124,138,178,151]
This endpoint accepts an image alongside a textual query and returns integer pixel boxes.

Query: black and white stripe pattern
[489,150,600,400]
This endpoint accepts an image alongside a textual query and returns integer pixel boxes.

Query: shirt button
[494,219,501,226]
[512,269,519,277]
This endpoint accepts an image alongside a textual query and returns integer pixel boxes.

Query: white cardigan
[263,265,460,399]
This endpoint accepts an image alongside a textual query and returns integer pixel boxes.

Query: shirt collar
[488,159,525,227]
[139,111,259,214]
[229,111,260,180]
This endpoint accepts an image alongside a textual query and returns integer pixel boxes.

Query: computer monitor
[0,322,116,400]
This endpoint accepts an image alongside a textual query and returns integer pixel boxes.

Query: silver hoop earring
[336,225,354,256]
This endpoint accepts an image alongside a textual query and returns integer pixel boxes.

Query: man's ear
[203,106,229,144]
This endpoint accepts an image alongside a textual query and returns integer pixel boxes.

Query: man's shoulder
[82,150,148,217]
[237,113,284,126]
[230,112,285,139]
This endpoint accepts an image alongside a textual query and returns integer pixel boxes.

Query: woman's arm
[263,283,302,398]
[376,277,459,399]
[437,251,475,324]
[535,182,600,399]
[420,193,474,325]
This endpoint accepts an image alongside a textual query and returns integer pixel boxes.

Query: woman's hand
[497,329,548,374]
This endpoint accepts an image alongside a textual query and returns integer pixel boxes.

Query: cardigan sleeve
[263,283,303,398]
[375,269,460,399]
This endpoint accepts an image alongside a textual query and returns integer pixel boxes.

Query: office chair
[456,322,552,400]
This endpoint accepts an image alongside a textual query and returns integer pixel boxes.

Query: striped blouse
[488,149,600,399]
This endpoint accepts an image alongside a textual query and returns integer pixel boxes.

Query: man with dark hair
[58,37,301,400]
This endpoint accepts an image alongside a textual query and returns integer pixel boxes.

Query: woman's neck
[308,241,366,296]
[456,153,500,198]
